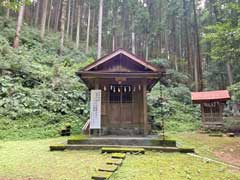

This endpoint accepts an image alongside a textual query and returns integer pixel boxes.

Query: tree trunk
[86,4,91,53]
[145,34,149,61]
[59,0,68,55]
[131,19,136,54]
[226,63,233,85]
[40,0,48,42]
[34,0,40,26]
[54,0,62,32]
[194,50,199,91]
[47,0,53,31]
[112,3,116,51]
[13,1,25,48]
[193,0,203,91]
[76,1,81,49]
[5,0,10,19]
[91,8,96,46]
[66,0,71,37]
[70,0,75,40]
[97,0,103,59]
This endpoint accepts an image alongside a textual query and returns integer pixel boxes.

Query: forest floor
[0,133,239,180]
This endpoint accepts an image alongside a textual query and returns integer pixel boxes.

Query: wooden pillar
[143,80,148,135]
[95,78,99,89]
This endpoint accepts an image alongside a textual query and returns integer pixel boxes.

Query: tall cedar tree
[13,1,25,48]
[59,0,68,55]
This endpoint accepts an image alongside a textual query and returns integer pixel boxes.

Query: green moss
[102,147,145,154]
[49,144,66,151]
[150,139,177,147]
[112,153,126,159]
[209,133,223,137]
[68,134,89,141]
[92,171,113,180]
[0,136,240,180]
[98,165,118,172]
[106,158,123,166]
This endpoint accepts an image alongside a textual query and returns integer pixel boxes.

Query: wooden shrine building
[191,90,231,130]
[77,49,164,135]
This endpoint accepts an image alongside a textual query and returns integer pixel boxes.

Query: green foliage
[0,0,33,11]
[229,82,240,102]
[0,15,201,140]
[224,117,240,132]
[148,58,200,132]
[0,114,85,140]
[0,17,93,139]
[202,2,240,85]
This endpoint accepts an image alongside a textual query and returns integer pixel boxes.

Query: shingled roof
[81,48,160,72]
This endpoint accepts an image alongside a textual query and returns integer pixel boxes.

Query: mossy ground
[171,132,240,158]
[0,137,108,180]
[112,152,240,180]
[0,133,239,180]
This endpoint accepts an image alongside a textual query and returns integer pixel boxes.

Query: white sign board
[90,90,101,129]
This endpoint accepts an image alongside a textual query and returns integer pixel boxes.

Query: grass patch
[170,132,240,158]
[111,152,240,180]
[0,137,109,180]
[0,133,239,180]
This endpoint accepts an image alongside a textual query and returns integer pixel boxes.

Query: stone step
[91,171,113,180]
[67,137,176,147]
[112,153,126,159]
[106,158,123,166]
[102,147,145,154]
[98,165,118,172]
[65,144,183,152]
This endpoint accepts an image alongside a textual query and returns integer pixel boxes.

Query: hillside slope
[0,17,94,139]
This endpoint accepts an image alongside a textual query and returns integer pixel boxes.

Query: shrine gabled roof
[81,48,160,72]
[191,90,231,103]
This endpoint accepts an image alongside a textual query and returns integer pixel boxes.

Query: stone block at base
[112,153,126,159]
[99,165,118,172]
[49,144,66,151]
[106,158,123,166]
[102,147,145,154]
[91,171,113,180]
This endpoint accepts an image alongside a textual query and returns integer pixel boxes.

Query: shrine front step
[67,137,177,147]
[65,144,194,153]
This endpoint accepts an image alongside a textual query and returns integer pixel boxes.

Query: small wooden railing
[82,119,90,134]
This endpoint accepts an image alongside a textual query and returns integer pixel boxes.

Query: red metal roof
[191,90,230,103]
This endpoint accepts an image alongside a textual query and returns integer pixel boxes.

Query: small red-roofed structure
[191,90,231,130]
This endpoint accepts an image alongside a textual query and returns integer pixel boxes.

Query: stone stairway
[92,150,128,180]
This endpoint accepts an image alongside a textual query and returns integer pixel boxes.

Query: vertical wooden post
[95,78,99,89]
[143,80,148,136]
